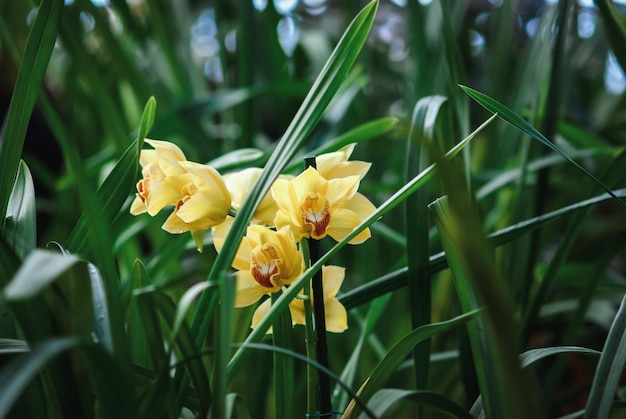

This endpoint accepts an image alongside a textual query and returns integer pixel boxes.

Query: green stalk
[271,292,295,419]
[304,156,332,414]
[299,239,319,414]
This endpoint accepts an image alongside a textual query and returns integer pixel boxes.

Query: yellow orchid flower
[161,161,231,234]
[251,265,348,333]
[232,225,305,307]
[130,139,191,216]
[315,143,371,180]
[271,166,375,244]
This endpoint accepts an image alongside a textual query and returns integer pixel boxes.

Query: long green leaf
[584,295,626,419]
[357,388,475,419]
[595,0,626,73]
[0,0,62,232]
[405,95,447,391]
[2,250,82,301]
[460,85,626,208]
[0,337,79,416]
[340,188,626,310]
[0,337,137,418]
[5,161,36,259]
[344,310,482,418]
[66,97,154,255]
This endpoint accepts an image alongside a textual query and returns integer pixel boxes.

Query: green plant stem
[299,240,319,414]
[304,156,332,414]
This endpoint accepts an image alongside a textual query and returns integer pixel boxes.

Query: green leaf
[65,97,153,255]
[584,295,626,419]
[208,148,266,172]
[460,85,626,207]
[87,263,114,354]
[519,346,601,368]
[5,161,36,259]
[0,338,29,355]
[405,95,448,390]
[0,337,138,419]
[333,293,392,409]
[284,116,399,173]
[595,0,626,73]
[225,394,251,419]
[0,337,79,416]
[2,250,82,301]
[344,310,482,419]
[233,342,377,419]
[357,388,475,419]
[339,188,626,310]
[152,292,211,417]
[0,0,62,231]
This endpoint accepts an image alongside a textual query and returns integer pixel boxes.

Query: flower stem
[300,240,318,414]
[304,156,332,414]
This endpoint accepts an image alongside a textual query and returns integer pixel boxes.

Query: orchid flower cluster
[131,139,376,332]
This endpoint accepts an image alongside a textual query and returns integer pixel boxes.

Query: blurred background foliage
[1,0,626,417]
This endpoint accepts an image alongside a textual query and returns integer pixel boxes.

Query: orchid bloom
[251,265,348,333]
[161,161,231,234]
[271,166,375,244]
[130,139,191,216]
[232,225,305,308]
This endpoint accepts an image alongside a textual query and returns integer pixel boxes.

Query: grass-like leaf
[0,337,137,418]
[405,95,448,390]
[2,250,82,301]
[584,295,626,419]
[5,161,36,259]
[595,0,626,73]
[340,188,626,309]
[0,0,62,232]
[358,388,475,419]
[460,85,626,208]
[343,309,482,418]
[66,97,154,255]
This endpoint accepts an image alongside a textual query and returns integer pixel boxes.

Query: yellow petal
[224,168,262,209]
[146,174,192,216]
[288,298,307,326]
[251,299,273,333]
[161,210,215,234]
[139,149,158,167]
[324,298,348,333]
[325,175,361,210]
[290,167,328,199]
[145,139,187,176]
[211,216,234,254]
[130,195,148,215]
[321,265,345,299]
[176,190,230,225]
[326,208,371,244]
[346,192,376,219]
[180,161,230,199]
[235,271,272,307]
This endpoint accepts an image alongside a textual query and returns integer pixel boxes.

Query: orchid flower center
[299,193,330,238]
[250,244,281,288]
[136,179,150,204]
[175,183,197,211]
